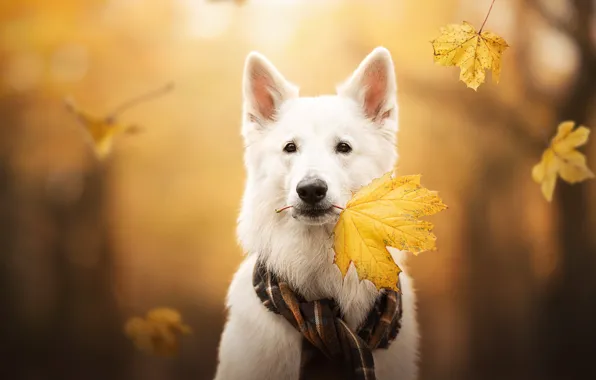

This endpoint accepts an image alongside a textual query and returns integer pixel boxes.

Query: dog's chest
[305,267,379,330]
[264,232,380,330]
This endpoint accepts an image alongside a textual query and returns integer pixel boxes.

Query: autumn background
[1,0,595,379]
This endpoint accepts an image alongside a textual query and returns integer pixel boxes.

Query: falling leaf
[64,100,138,159]
[431,21,509,90]
[532,121,594,202]
[124,307,192,357]
[64,82,173,159]
[333,173,447,291]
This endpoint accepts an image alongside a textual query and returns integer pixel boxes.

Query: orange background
[1,1,595,379]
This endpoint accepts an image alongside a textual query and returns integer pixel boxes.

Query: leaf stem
[275,205,293,213]
[479,0,497,33]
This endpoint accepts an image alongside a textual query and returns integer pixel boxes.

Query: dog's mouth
[295,207,333,218]
[291,204,342,225]
[275,203,343,225]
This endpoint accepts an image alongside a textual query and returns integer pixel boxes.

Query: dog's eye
[283,142,297,153]
[335,142,352,154]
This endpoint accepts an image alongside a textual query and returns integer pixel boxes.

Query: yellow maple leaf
[431,21,509,90]
[64,82,173,159]
[333,173,447,291]
[65,99,140,159]
[532,121,594,202]
[124,307,192,357]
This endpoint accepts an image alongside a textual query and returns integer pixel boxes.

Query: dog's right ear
[242,52,298,132]
[337,47,397,125]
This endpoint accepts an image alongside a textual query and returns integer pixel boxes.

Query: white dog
[214,47,419,380]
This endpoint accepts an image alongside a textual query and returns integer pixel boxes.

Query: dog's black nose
[296,178,328,205]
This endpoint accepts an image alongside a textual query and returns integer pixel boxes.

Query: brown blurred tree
[405,1,596,378]
[528,1,596,378]
[0,95,133,379]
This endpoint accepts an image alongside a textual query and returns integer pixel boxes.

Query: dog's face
[240,48,398,228]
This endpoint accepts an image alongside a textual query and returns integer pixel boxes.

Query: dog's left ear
[337,47,397,124]
[242,52,298,131]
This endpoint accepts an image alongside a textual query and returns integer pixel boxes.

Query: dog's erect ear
[337,47,397,123]
[242,52,298,128]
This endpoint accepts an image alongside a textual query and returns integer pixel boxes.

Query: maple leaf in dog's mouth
[332,172,447,291]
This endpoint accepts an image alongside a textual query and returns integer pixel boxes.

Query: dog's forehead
[277,95,363,135]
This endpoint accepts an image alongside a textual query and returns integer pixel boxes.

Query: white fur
[214,47,419,380]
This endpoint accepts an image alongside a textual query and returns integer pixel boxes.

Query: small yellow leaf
[124,307,192,357]
[147,307,193,334]
[532,121,594,202]
[65,99,135,160]
[431,21,509,90]
[333,172,447,291]
[64,83,173,159]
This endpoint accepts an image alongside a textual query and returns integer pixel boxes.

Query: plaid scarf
[253,261,402,380]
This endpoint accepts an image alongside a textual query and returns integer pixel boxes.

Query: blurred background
[1,0,595,379]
